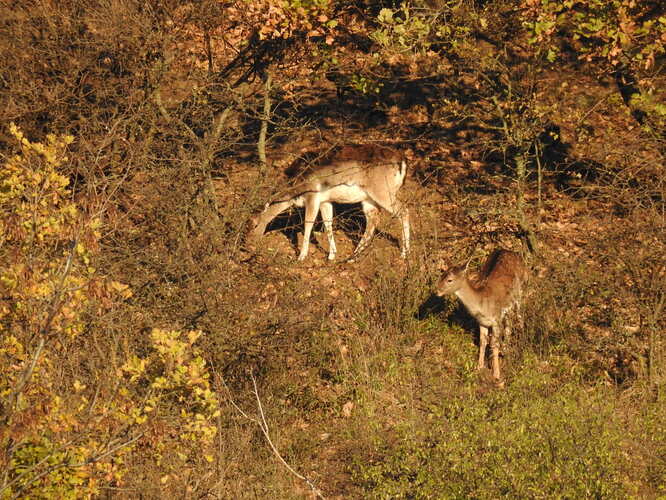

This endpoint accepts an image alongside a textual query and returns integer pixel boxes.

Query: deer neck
[454,279,486,318]
[252,199,294,237]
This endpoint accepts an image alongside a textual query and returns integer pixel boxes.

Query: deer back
[292,146,405,202]
[477,250,527,308]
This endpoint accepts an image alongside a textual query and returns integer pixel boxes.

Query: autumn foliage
[0,0,664,497]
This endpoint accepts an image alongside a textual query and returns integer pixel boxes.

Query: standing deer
[249,145,410,261]
[437,249,528,382]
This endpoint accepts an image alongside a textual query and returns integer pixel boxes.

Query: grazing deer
[437,249,528,382]
[249,145,410,261]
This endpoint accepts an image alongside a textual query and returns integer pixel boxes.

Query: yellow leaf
[110,280,129,292]
[187,330,201,344]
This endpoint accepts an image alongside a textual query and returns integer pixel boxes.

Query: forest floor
[208,65,665,497]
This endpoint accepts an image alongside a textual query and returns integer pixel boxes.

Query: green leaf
[378,8,394,25]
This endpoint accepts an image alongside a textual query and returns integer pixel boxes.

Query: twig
[2,239,77,424]
[250,373,325,499]
[152,88,198,142]
[219,373,325,498]
[203,105,233,216]
[258,73,272,173]
[576,92,611,128]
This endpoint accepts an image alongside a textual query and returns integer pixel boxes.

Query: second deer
[249,144,410,261]
[437,249,528,383]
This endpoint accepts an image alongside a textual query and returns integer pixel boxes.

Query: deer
[248,144,410,262]
[437,249,528,383]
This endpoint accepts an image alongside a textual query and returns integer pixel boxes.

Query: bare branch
[2,238,78,424]
[218,372,325,498]
[250,373,325,499]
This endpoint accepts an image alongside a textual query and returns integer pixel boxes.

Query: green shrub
[353,355,637,499]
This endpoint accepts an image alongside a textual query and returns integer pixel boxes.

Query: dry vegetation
[1,0,665,498]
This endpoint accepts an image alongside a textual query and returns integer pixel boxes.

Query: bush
[0,125,127,498]
[353,355,639,499]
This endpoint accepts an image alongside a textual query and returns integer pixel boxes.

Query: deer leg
[298,193,321,261]
[515,303,525,332]
[478,325,489,370]
[319,201,336,260]
[399,204,410,258]
[369,196,410,258]
[353,201,379,255]
[490,325,502,381]
[503,315,512,352]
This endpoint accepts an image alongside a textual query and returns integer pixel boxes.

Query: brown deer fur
[437,249,528,382]
[249,145,410,261]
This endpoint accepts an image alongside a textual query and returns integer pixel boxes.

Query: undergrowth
[352,353,665,499]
